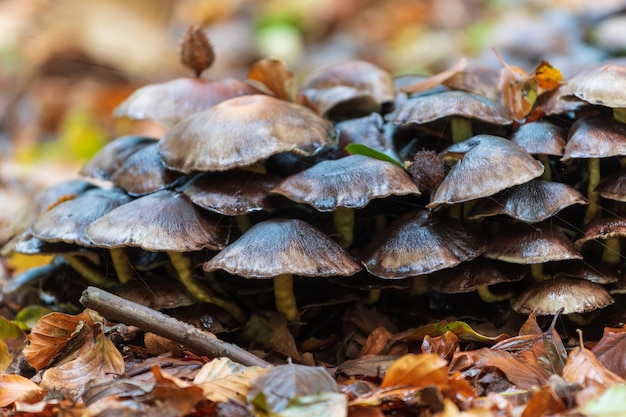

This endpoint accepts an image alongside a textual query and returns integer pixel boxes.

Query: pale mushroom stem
[234,215,251,234]
[62,254,109,286]
[476,286,512,303]
[530,263,550,282]
[333,207,355,248]
[601,236,622,264]
[411,275,429,295]
[584,157,601,225]
[451,118,473,143]
[167,251,247,324]
[273,273,299,322]
[109,248,136,284]
[364,289,382,305]
[538,154,552,182]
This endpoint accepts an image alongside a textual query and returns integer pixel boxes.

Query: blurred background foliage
[2,0,626,239]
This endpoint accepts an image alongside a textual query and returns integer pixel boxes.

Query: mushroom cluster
[6,28,626,345]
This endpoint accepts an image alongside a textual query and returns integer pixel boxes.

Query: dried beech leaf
[248,362,338,414]
[581,383,626,417]
[0,316,26,352]
[147,367,206,416]
[337,355,399,379]
[360,327,394,357]
[563,346,625,388]
[401,58,468,94]
[0,374,45,407]
[592,330,626,378]
[24,310,93,371]
[520,385,566,417]
[0,340,12,374]
[421,332,459,364]
[247,58,297,102]
[193,357,267,404]
[380,353,448,388]
[144,333,183,357]
[41,327,125,397]
[476,348,549,389]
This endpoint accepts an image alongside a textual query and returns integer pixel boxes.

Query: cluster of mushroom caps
[6,27,626,331]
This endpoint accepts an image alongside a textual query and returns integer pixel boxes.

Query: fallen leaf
[337,355,399,379]
[592,330,626,378]
[394,320,508,344]
[421,331,459,363]
[0,316,26,352]
[580,383,626,417]
[0,374,45,407]
[563,345,625,388]
[520,385,566,417]
[193,357,267,404]
[401,58,468,94]
[0,340,12,374]
[359,326,394,357]
[475,348,549,389]
[247,58,297,102]
[380,353,448,388]
[144,332,183,357]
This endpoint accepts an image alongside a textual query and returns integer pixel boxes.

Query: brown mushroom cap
[301,60,396,114]
[113,78,261,127]
[484,223,582,264]
[428,135,544,208]
[561,64,626,108]
[513,278,614,315]
[31,187,131,247]
[203,218,362,278]
[271,155,420,211]
[429,258,525,294]
[554,260,619,285]
[574,216,626,250]
[468,179,587,223]
[336,113,397,159]
[80,136,157,181]
[86,190,229,252]
[510,121,567,156]
[596,167,626,201]
[386,91,512,126]
[180,171,281,216]
[158,94,336,173]
[359,210,487,279]
[110,143,184,197]
[562,116,626,161]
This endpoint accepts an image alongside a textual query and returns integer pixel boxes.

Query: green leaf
[15,305,54,330]
[394,320,508,344]
[345,144,405,169]
[0,317,26,352]
[582,384,626,416]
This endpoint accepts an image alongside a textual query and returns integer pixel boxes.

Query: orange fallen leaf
[520,385,566,417]
[563,345,625,388]
[0,374,45,407]
[247,58,297,102]
[401,58,468,94]
[380,353,448,388]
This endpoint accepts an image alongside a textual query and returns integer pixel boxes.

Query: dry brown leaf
[144,333,184,357]
[401,58,468,94]
[562,345,625,388]
[359,326,394,357]
[475,348,549,389]
[0,374,45,407]
[0,340,12,374]
[193,357,267,404]
[520,385,566,417]
[23,310,94,371]
[436,398,492,417]
[591,330,626,378]
[421,331,459,363]
[247,58,297,102]
[40,324,125,398]
[380,353,448,389]
[148,367,206,417]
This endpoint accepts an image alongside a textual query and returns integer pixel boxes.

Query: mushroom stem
[234,215,251,234]
[273,273,299,322]
[476,285,512,303]
[451,117,473,143]
[530,263,550,282]
[411,275,429,295]
[614,108,626,124]
[167,251,247,324]
[538,154,552,182]
[364,289,382,304]
[333,206,355,248]
[601,237,622,264]
[584,157,601,225]
[62,254,109,286]
[109,248,136,284]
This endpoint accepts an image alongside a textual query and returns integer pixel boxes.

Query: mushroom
[85,190,246,323]
[510,120,567,181]
[386,91,512,143]
[483,222,582,281]
[335,113,399,161]
[467,179,587,224]
[113,27,261,127]
[203,218,362,323]
[79,136,157,181]
[574,216,626,265]
[271,154,421,248]
[513,278,614,315]
[30,187,132,284]
[428,134,544,210]
[157,94,336,174]
[596,167,626,202]
[300,60,396,117]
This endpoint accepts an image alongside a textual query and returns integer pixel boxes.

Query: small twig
[80,286,271,368]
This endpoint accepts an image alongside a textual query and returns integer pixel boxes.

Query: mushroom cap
[336,113,397,159]
[31,187,131,247]
[554,260,619,285]
[79,136,157,180]
[513,278,614,315]
[429,258,525,294]
[110,143,183,196]
[113,78,261,127]
[359,210,486,279]
[483,223,582,264]
[180,171,281,216]
[561,64,626,108]
[301,60,395,114]
[596,167,626,202]
[386,91,512,126]
[562,116,626,161]
[158,94,336,173]
[468,179,587,223]
[86,190,230,252]
[574,216,626,250]
[203,218,362,278]
[510,121,567,156]
[271,155,420,211]
[428,135,544,208]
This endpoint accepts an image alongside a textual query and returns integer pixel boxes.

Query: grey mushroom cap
[513,278,614,315]
[359,210,487,279]
[510,121,567,156]
[158,94,336,173]
[203,218,362,278]
[271,154,420,211]
[562,116,626,161]
[80,136,157,180]
[87,190,230,252]
[561,64,626,108]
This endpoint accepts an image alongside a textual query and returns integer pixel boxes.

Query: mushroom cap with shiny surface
[513,278,614,315]
[271,155,420,211]
[203,218,362,278]
[510,121,567,156]
[429,258,525,294]
[158,94,336,173]
[596,167,626,202]
[80,136,157,181]
[561,64,626,108]
[87,190,229,252]
[574,216,626,250]
[359,210,486,279]
[562,116,626,161]
[428,135,544,208]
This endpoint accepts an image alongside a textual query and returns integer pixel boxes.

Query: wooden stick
[80,286,271,368]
